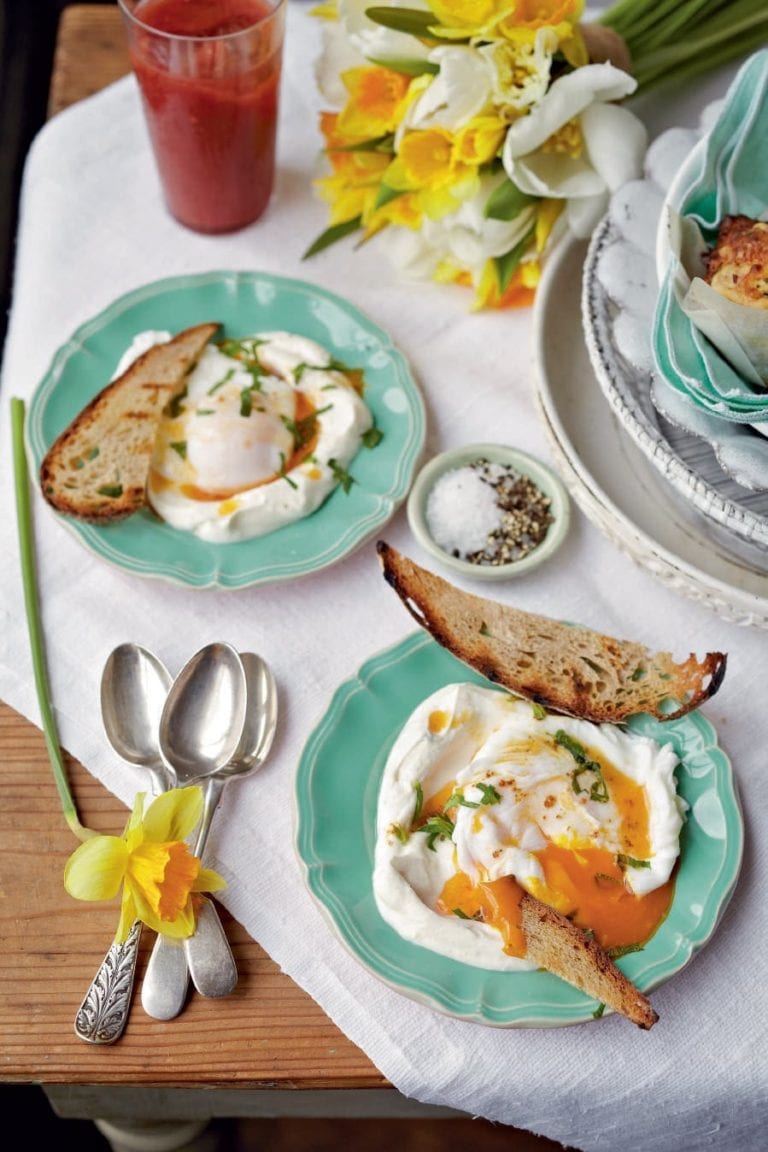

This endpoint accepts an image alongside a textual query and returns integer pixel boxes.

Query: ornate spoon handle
[74,919,142,1044]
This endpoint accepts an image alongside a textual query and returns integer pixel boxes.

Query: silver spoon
[141,642,247,1020]
[183,652,278,998]
[74,643,172,1045]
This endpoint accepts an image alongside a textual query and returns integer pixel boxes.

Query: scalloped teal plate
[295,632,743,1027]
[26,271,425,589]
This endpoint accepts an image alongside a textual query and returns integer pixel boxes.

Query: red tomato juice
[128,0,284,233]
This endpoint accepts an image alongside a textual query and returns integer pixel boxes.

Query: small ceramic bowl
[406,443,570,581]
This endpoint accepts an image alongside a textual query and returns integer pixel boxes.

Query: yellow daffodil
[64,786,226,942]
[338,66,413,138]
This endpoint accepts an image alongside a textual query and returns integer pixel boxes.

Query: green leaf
[303,216,362,260]
[368,55,440,77]
[484,180,536,222]
[493,228,534,294]
[97,483,123,498]
[374,184,404,210]
[365,6,443,38]
[362,425,384,449]
[334,133,395,154]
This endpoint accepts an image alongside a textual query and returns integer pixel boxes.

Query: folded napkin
[1,8,766,1151]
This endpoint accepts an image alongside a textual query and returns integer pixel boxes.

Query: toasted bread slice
[520,893,658,1029]
[39,322,219,523]
[377,542,726,722]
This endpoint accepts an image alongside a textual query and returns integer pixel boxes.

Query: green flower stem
[10,397,96,842]
[599,0,768,92]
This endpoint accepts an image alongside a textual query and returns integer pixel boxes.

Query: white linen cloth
[1,8,766,1150]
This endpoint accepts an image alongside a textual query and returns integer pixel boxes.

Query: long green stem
[10,397,96,842]
[599,0,768,93]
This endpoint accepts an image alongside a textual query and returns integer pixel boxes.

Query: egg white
[373,682,685,972]
[137,331,372,543]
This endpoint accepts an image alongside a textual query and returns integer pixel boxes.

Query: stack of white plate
[533,54,768,631]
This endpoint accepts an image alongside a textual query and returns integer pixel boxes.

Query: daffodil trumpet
[64,786,227,942]
[306,0,768,309]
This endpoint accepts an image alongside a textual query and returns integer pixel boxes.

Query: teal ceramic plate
[26,271,425,589]
[295,632,743,1027]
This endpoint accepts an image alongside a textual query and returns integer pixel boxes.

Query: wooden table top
[1,2,383,1092]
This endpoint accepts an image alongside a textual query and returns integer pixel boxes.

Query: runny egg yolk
[429,742,677,958]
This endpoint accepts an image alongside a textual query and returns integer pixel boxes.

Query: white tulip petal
[314,24,367,108]
[507,153,605,199]
[339,0,433,62]
[409,47,494,130]
[581,102,648,192]
[503,63,638,158]
[566,191,610,238]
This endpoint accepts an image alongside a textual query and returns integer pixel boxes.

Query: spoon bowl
[101,642,173,795]
[159,642,247,786]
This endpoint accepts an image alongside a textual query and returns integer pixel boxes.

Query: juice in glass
[119,0,286,234]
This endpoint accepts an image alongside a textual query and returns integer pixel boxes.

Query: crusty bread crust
[39,322,219,523]
[520,894,658,1029]
[377,542,726,723]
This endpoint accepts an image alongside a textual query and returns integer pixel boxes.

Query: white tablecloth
[1,8,766,1150]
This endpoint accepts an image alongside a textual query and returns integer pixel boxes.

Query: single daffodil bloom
[64,786,226,942]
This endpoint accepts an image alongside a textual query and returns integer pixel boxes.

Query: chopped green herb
[281,404,332,450]
[362,425,383,449]
[444,782,501,810]
[97,483,123,498]
[170,441,187,459]
[555,730,609,803]
[413,780,424,822]
[617,854,651,870]
[420,813,455,851]
[240,388,254,418]
[329,458,355,493]
[208,368,235,395]
[631,666,646,682]
[391,823,409,844]
[166,386,188,418]
[606,942,644,960]
[195,408,215,416]
[87,446,99,460]
[592,1003,606,1019]
[278,452,298,490]
[73,458,85,470]
[532,702,547,721]
[452,908,470,919]
[479,622,491,637]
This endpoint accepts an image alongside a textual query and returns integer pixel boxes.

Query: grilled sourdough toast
[376,542,728,1026]
[39,322,219,523]
[376,541,725,723]
[520,894,658,1029]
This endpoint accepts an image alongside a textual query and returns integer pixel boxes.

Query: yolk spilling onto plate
[427,741,677,958]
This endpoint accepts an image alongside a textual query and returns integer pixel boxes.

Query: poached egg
[374,682,685,971]
[125,330,373,542]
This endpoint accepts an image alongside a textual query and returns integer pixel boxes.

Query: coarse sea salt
[425,466,503,555]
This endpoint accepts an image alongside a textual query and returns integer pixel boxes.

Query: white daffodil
[386,172,537,283]
[405,46,495,132]
[338,0,433,64]
[478,27,558,115]
[314,20,368,108]
[501,63,647,238]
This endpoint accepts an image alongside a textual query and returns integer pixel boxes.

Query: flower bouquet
[305,1,768,309]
